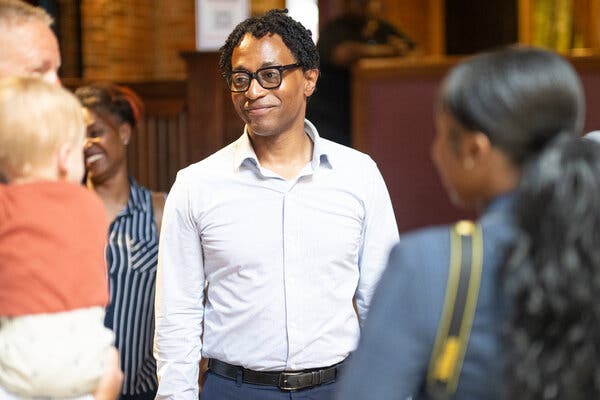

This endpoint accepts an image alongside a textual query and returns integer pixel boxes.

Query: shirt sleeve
[154,175,205,399]
[337,241,438,400]
[354,158,399,324]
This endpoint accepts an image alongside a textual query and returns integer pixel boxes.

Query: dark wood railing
[353,54,600,232]
[126,81,187,193]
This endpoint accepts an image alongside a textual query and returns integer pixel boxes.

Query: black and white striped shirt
[104,179,159,396]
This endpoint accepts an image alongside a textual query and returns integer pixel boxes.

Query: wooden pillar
[181,52,244,164]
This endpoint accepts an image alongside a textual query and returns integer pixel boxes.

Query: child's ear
[57,142,73,178]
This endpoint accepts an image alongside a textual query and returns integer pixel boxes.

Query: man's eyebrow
[232,60,280,71]
[260,61,279,68]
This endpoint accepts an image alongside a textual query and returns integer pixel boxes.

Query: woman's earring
[463,158,475,170]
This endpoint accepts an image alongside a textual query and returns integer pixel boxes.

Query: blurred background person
[307,0,415,147]
[76,83,166,400]
[0,0,62,184]
[336,46,584,400]
[502,137,600,399]
[0,0,60,84]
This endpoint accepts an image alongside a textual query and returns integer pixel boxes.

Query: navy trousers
[120,392,156,400]
[200,370,338,400]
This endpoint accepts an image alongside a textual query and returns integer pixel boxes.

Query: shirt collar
[232,128,259,171]
[483,191,516,218]
[123,177,148,214]
[233,119,333,172]
[305,119,333,170]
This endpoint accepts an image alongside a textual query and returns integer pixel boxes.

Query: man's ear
[304,69,319,97]
[461,131,491,170]
[119,123,132,146]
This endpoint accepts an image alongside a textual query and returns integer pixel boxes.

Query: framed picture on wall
[196,0,249,51]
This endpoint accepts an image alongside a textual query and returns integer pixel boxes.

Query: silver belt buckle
[278,371,305,391]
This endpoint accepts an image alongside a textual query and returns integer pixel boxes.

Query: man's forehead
[0,20,60,76]
[232,33,293,63]
[236,32,284,49]
[1,20,56,53]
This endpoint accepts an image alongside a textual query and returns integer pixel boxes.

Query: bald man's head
[0,0,61,84]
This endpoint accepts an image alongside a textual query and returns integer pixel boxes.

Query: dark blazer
[336,194,516,400]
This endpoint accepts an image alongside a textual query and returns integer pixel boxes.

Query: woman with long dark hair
[503,137,600,399]
[336,47,585,400]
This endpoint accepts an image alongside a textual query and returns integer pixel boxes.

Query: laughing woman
[76,83,165,400]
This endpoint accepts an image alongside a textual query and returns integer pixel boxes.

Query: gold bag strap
[426,220,483,399]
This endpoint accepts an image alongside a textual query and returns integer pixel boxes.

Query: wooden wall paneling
[520,0,600,51]
[126,125,139,183]
[125,81,187,192]
[591,0,600,48]
[445,0,517,54]
[163,118,180,189]
[353,56,472,232]
[251,0,285,15]
[135,117,150,187]
[176,112,188,182]
[573,0,590,48]
[429,0,445,55]
[157,118,169,190]
[352,54,600,231]
[575,0,600,49]
[182,51,226,164]
[147,117,159,190]
[570,56,600,131]
[519,0,533,44]
[182,52,245,165]
[317,0,345,30]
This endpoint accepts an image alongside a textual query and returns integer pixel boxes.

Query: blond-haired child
[0,76,121,399]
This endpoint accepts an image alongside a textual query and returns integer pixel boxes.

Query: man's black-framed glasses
[227,63,301,92]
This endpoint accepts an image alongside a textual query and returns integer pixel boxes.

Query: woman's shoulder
[150,191,166,210]
[394,224,452,258]
[385,225,453,281]
[150,190,166,233]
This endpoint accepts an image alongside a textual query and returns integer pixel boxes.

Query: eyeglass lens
[230,68,281,92]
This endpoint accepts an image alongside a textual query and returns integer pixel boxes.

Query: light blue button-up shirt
[154,120,399,398]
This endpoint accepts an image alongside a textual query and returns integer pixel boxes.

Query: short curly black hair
[218,9,319,80]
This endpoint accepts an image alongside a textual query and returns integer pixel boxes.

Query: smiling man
[154,9,399,400]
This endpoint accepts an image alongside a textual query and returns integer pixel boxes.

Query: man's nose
[245,78,268,99]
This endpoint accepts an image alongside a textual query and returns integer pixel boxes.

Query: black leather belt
[207,358,339,391]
